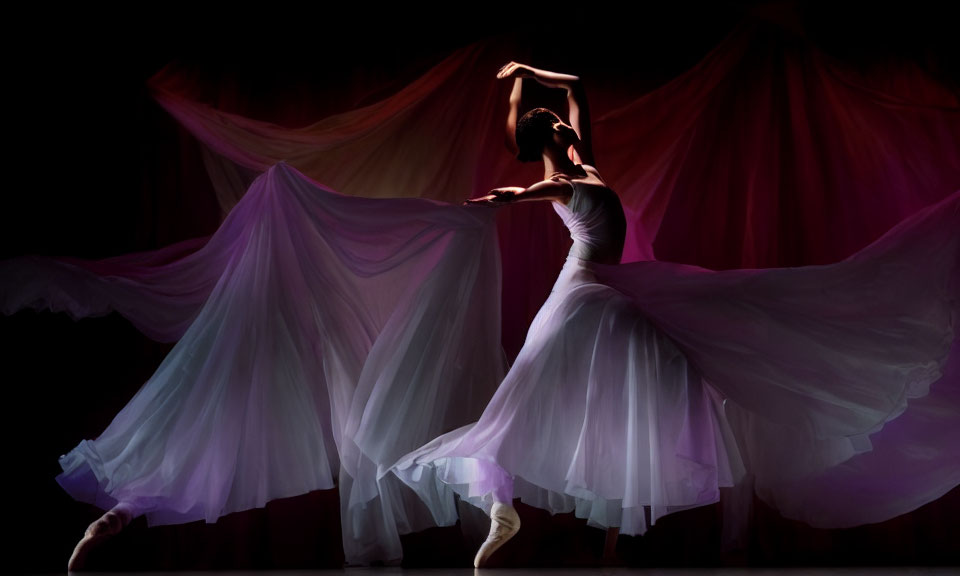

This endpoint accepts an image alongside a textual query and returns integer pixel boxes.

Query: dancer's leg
[68,502,136,571]
[474,478,520,567]
[602,526,621,565]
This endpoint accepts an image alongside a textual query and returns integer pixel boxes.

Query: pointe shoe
[474,501,520,568]
[68,506,132,571]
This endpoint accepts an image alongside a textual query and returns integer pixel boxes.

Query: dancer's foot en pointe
[67,504,134,572]
[474,501,520,568]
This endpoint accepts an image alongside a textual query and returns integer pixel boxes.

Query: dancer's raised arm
[504,77,522,155]
[497,62,595,166]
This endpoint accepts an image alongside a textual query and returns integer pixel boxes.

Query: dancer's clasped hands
[496,61,535,80]
[463,187,523,205]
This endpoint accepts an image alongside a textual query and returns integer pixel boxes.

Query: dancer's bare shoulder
[550,164,609,207]
[579,164,608,187]
[568,164,608,193]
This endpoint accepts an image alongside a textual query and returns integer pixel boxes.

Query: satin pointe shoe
[474,501,521,568]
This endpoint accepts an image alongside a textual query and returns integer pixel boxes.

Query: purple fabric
[144,18,960,360]
[8,163,506,563]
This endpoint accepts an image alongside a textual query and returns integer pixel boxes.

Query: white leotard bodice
[551,170,627,265]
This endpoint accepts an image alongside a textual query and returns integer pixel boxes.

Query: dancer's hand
[497,62,535,80]
[463,187,523,205]
[497,62,579,91]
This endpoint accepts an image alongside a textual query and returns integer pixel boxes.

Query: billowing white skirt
[394,190,960,537]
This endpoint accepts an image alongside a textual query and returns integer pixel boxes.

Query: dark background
[2,1,958,572]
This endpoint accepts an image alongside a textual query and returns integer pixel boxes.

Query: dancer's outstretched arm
[497,62,595,166]
[463,179,572,205]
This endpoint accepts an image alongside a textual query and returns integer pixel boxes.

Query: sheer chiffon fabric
[392,248,742,534]
[2,162,507,562]
[392,180,960,536]
[2,161,958,561]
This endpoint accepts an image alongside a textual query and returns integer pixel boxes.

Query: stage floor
[51,567,960,576]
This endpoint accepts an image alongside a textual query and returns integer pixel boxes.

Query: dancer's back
[549,166,627,265]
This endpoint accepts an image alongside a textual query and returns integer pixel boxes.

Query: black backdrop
[2,2,958,572]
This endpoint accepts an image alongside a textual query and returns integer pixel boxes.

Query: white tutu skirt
[394,190,960,537]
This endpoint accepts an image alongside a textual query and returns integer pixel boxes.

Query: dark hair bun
[515,107,559,163]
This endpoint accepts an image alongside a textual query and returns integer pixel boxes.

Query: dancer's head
[516,107,580,163]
